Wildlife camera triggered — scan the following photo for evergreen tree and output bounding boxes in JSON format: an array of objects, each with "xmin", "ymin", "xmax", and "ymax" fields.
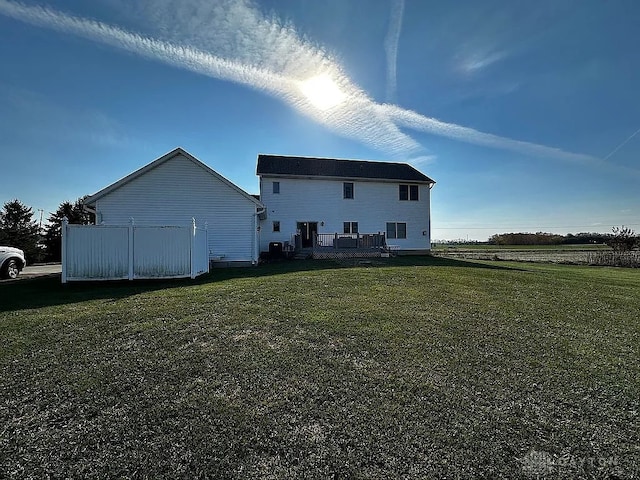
[
  {"xmin": 0, "ymin": 199, "xmax": 41, "ymax": 262},
  {"xmin": 43, "ymin": 198, "xmax": 94, "ymax": 261}
]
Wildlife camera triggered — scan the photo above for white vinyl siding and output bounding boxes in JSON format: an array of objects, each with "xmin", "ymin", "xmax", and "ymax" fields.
[
  {"xmin": 259, "ymin": 176, "xmax": 431, "ymax": 251},
  {"xmin": 94, "ymin": 154, "xmax": 259, "ymax": 263}
]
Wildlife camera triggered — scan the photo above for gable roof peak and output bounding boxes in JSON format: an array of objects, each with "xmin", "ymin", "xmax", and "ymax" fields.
[{"xmin": 85, "ymin": 147, "xmax": 263, "ymax": 207}]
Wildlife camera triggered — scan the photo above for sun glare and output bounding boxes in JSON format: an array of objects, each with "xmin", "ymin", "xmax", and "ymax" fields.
[{"xmin": 300, "ymin": 74, "xmax": 346, "ymax": 111}]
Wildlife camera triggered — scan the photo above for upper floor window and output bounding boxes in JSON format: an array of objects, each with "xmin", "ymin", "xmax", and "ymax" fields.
[
  {"xmin": 386, "ymin": 222, "xmax": 407, "ymax": 239},
  {"xmin": 343, "ymin": 182, "xmax": 354, "ymax": 199},
  {"xmin": 343, "ymin": 221, "xmax": 358, "ymax": 234},
  {"xmin": 273, "ymin": 221, "xmax": 280, "ymax": 232},
  {"xmin": 273, "ymin": 181, "xmax": 280, "ymax": 194},
  {"xmin": 399, "ymin": 184, "xmax": 419, "ymax": 201}
]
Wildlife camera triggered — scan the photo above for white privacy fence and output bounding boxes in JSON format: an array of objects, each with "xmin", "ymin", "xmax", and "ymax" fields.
[{"xmin": 61, "ymin": 217, "xmax": 209, "ymax": 283}]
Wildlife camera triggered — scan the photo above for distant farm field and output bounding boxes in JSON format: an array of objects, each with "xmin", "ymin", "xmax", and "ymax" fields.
[
  {"xmin": 433, "ymin": 243, "xmax": 611, "ymax": 251},
  {"xmin": 432, "ymin": 244, "xmax": 630, "ymax": 265},
  {"xmin": 1, "ymin": 257, "xmax": 639, "ymax": 478}
]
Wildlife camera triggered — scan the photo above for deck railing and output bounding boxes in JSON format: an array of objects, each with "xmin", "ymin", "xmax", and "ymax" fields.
[{"xmin": 314, "ymin": 232, "xmax": 386, "ymax": 249}]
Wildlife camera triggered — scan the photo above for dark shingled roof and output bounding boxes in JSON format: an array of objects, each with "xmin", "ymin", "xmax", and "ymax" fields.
[{"xmin": 256, "ymin": 155, "xmax": 435, "ymax": 183}]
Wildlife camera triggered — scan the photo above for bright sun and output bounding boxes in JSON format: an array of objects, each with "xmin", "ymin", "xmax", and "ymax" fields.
[{"xmin": 300, "ymin": 74, "xmax": 346, "ymax": 111}]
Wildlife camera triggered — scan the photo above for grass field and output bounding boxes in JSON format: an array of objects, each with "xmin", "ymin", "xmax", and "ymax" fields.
[
  {"xmin": 1, "ymin": 257, "xmax": 639, "ymax": 478},
  {"xmin": 432, "ymin": 243, "xmax": 611, "ymax": 251},
  {"xmin": 432, "ymin": 244, "xmax": 628, "ymax": 267}
]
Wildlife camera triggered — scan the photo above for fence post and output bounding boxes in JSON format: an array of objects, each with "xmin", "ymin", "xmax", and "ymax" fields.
[
  {"xmin": 334, "ymin": 232, "xmax": 338, "ymax": 250},
  {"xmin": 61, "ymin": 216, "xmax": 68, "ymax": 283},
  {"xmin": 128, "ymin": 217, "xmax": 134, "ymax": 280}
]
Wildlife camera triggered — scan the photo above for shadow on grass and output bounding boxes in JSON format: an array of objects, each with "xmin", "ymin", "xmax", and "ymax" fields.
[{"xmin": 0, "ymin": 256, "xmax": 519, "ymax": 312}]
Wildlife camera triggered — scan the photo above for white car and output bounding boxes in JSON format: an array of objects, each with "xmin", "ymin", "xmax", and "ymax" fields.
[{"xmin": 0, "ymin": 246, "xmax": 26, "ymax": 279}]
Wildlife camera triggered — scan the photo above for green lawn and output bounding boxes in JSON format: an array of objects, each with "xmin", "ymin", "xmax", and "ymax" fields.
[{"xmin": 1, "ymin": 257, "xmax": 638, "ymax": 478}]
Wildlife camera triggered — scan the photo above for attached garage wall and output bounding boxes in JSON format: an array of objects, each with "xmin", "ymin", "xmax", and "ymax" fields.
[{"xmin": 95, "ymin": 154, "xmax": 258, "ymax": 263}]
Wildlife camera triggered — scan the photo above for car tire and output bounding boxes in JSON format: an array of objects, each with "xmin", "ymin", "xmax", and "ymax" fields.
[{"xmin": 2, "ymin": 259, "xmax": 20, "ymax": 279}]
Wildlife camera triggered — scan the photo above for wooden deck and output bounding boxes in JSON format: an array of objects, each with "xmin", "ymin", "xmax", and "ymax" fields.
[{"xmin": 284, "ymin": 232, "xmax": 389, "ymax": 260}]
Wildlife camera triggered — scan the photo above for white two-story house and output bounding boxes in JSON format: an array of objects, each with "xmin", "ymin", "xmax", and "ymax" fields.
[{"xmin": 256, "ymin": 154, "xmax": 436, "ymax": 254}]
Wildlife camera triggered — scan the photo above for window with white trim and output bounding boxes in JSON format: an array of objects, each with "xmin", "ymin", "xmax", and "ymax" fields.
[
  {"xmin": 399, "ymin": 184, "xmax": 419, "ymax": 201},
  {"xmin": 386, "ymin": 222, "xmax": 407, "ymax": 239},
  {"xmin": 343, "ymin": 182, "xmax": 354, "ymax": 199},
  {"xmin": 343, "ymin": 222, "xmax": 358, "ymax": 234}
]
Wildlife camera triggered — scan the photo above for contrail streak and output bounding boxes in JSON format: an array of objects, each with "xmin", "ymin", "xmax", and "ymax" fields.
[
  {"xmin": 0, "ymin": 0, "xmax": 295, "ymax": 96},
  {"xmin": 384, "ymin": 0, "xmax": 404, "ymax": 103},
  {"xmin": 381, "ymin": 104, "xmax": 604, "ymax": 165},
  {"xmin": 0, "ymin": 0, "xmax": 607, "ymax": 168},
  {"xmin": 603, "ymin": 126, "xmax": 640, "ymax": 161},
  {"xmin": 0, "ymin": 0, "xmax": 422, "ymax": 157}
]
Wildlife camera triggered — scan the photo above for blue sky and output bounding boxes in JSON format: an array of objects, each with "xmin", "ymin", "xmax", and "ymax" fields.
[{"xmin": 1, "ymin": 0, "xmax": 638, "ymax": 240}]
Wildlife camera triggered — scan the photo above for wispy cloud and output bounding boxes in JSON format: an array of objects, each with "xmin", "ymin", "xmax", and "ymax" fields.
[
  {"xmin": 0, "ymin": 0, "xmax": 607, "ymax": 168},
  {"xmin": 407, "ymin": 155, "xmax": 437, "ymax": 168},
  {"xmin": 384, "ymin": 0, "xmax": 404, "ymax": 103},
  {"xmin": 458, "ymin": 48, "xmax": 509, "ymax": 74}
]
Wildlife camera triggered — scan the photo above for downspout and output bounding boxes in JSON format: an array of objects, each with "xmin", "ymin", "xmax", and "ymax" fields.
[
  {"xmin": 428, "ymin": 181, "xmax": 435, "ymax": 250},
  {"xmin": 254, "ymin": 207, "xmax": 266, "ymax": 265}
]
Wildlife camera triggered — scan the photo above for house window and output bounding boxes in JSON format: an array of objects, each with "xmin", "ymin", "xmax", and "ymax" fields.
[
  {"xmin": 386, "ymin": 222, "xmax": 407, "ymax": 239},
  {"xmin": 397, "ymin": 222, "xmax": 407, "ymax": 238},
  {"xmin": 399, "ymin": 184, "xmax": 419, "ymax": 201},
  {"xmin": 273, "ymin": 221, "xmax": 280, "ymax": 232},
  {"xmin": 343, "ymin": 182, "xmax": 354, "ymax": 199},
  {"xmin": 399, "ymin": 184, "xmax": 408, "ymax": 201},
  {"xmin": 343, "ymin": 222, "xmax": 358, "ymax": 234},
  {"xmin": 273, "ymin": 181, "xmax": 280, "ymax": 194}
]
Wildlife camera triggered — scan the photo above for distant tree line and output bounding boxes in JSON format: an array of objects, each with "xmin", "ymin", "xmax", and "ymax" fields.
[
  {"xmin": 0, "ymin": 198, "xmax": 94, "ymax": 263},
  {"xmin": 488, "ymin": 228, "xmax": 639, "ymax": 251},
  {"xmin": 488, "ymin": 232, "xmax": 565, "ymax": 245}
]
